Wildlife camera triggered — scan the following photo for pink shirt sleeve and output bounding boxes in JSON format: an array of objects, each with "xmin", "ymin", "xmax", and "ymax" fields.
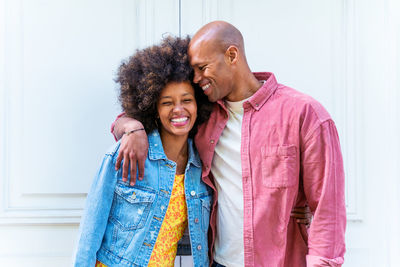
[
  {"xmin": 301, "ymin": 120, "xmax": 346, "ymax": 266},
  {"xmin": 306, "ymin": 255, "xmax": 344, "ymax": 267},
  {"xmin": 110, "ymin": 112, "xmax": 126, "ymax": 141}
]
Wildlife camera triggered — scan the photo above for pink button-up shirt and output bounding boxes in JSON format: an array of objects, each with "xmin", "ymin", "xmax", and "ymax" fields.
[{"xmin": 195, "ymin": 72, "xmax": 346, "ymax": 267}]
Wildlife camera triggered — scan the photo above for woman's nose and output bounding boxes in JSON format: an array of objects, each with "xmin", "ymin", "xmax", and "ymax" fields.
[{"xmin": 172, "ymin": 104, "xmax": 183, "ymax": 112}]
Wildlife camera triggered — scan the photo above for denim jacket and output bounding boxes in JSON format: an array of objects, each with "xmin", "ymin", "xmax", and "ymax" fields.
[{"xmin": 74, "ymin": 130, "xmax": 212, "ymax": 267}]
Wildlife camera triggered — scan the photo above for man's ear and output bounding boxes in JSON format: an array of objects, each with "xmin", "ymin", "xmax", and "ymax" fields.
[{"xmin": 224, "ymin": 46, "xmax": 239, "ymax": 65}]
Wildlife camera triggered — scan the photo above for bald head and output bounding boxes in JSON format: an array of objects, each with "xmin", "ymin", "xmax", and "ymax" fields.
[
  {"xmin": 188, "ymin": 21, "xmax": 258, "ymax": 102},
  {"xmin": 190, "ymin": 21, "xmax": 245, "ymax": 55}
]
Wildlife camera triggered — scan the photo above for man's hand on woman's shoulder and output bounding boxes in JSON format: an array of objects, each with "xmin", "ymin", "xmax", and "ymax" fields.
[{"xmin": 112, "ymin": 115, "xmax": 149, "ymax": 186}]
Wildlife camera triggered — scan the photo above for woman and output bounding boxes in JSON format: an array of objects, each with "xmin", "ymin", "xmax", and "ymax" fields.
[{"xmin": 74, "ymin": 36, "xmax": 213, "ymax": 267}]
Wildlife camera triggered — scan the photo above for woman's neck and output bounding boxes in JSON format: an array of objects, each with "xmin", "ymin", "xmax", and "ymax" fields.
[{"xmin": 160, "ymin": 130, "xmax": 189, "ymax": 175}]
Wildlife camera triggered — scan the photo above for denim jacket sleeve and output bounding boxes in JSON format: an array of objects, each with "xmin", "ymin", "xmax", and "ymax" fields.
[{"xmin": 73, "ymin": 152, "xmax": 118, "ymax": 267}]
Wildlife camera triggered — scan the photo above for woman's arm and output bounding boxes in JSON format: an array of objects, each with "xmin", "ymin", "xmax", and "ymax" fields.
[{"xmin": 73, "ymin": 152, "xmax": 118, "ymax": 267}]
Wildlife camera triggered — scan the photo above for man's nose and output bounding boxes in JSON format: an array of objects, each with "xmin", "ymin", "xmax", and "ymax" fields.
[{"xmin": 193, "ymin": 69, "xmax": 201, "ymax": 84}]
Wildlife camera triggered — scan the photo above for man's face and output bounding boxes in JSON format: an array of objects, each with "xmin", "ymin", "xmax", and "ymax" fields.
[{"xmin": 188, "ymin": 40, "xmax": 234, "ymax": 102}]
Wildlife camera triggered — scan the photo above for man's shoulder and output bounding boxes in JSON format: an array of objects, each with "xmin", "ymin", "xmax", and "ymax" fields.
[{"xmin": 275, "ymin": 85, "xmax": 332, "ymax": 123}]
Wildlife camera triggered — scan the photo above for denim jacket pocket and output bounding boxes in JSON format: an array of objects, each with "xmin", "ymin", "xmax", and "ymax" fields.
[
  {"xmin": 200, "ymin": 195, "xmax": 212, "ymax": 233},
  {"xmin": 261, "ymin": 145, "xmax": 297, "ymax": 188},
  {"xmin": 110, "ymin": 183, "xmax": 156, "ymax": 231}
]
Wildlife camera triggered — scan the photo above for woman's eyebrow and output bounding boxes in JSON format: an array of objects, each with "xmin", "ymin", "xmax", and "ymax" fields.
[{"xmin": 160, "ymin": 93, "xmax": 193, "ymax": 99}]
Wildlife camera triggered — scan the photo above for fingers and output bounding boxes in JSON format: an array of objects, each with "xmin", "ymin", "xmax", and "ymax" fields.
[
  {"xmin": 291, "ymin": 206, "xmax": 312, "ymax": 226},
  {"xmin": 115, "ymin": 152, "xmax": 123, "ymax": 172},
  {"xmin": 122, "ymin": 152, "xmax": 130, "ymax": 183},
  {"xmin": 137, "ymin": 157, "xmax": 146, "ymax": 181},
  {"xmin": 115, "ymin": 129, "xmax": 148, "ymax": 186},
  {"xmin": 119, "ymin": 152, "xmax": 138, "ymax": 186},
  {"xmin": 296, "ymin": 218, "xmax": 310, "ymax": 224},
  {"xmin": 129, "ymin": 152, "xmax": 137, "ymax": 186},
  {"xmin": 290, "ymin": 206, "xmax": 312, "ymax": 219},
  {"xmin": 291, "ymin": 206, "xmax": 311, "ymax": 214},
  {"xmin": 129, "ymin": 164, "xmax": 137, "ymax": 186},
  {"xmin": 291, "ymin": 211, "xmax": 312, "ymax": 219},
  {"xmin": 296, "ymin": 218, "xmax": 311, "ymax": 228}
]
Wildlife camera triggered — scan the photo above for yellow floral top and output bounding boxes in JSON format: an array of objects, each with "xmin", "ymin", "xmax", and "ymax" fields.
[{"xmin": 95, "ymin": 174, "xmax": 187, "ymax": 267}]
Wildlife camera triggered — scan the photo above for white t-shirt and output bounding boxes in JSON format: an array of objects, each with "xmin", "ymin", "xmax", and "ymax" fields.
[{"xmin": 212, "ymin": 99, "xmax": 246, "ymax": 267}]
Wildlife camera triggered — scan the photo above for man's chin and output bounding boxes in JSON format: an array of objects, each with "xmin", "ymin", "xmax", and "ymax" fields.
[{"xmin": 206, "ymin": 95, "xmax": 218, "ymax": 102}]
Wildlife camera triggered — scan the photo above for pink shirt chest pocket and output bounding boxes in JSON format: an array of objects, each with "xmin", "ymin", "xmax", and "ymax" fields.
[{"xmin": 261, "ymin": 144, "xmax": 298, "ymax": 188}]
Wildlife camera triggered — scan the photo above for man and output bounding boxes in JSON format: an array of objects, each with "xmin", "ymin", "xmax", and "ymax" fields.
[{"xmin": 112, "ymin": 21, "xmax": 346, "ymax": 266}]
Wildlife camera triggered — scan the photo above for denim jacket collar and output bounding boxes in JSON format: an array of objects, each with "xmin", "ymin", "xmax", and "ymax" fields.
[{"xmin": 148, "ymin": 130, "xmax": 201, "ymax": 168}]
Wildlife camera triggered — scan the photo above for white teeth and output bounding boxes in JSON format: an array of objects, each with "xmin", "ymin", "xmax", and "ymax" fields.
[
  {"xmin": 171, "ymin": 117, "xmax": 188, "ymax": 123},
  {"xmin": 202, "ymin": 84, "xmax": 210, "ymax": 91}
]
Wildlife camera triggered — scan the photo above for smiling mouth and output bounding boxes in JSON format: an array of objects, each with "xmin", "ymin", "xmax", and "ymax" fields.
[
  {"xmin": 171, "ymin": 117, "xmax": 188, "ymax": 123},
  {"xmin": 202, "ymin": 83, "xmax": 210, "ymax": 91}
]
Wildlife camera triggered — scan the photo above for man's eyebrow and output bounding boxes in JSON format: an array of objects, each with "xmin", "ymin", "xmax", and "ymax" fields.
[
  {"xmin": 159, "ymin": 96, "xmax": 172, "ymax": 99},
  {"xmin": 191, "ymin": 60, "xmax": 206, "ymax": 66}
]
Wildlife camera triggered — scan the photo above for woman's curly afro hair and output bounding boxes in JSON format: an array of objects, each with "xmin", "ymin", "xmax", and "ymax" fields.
[{"xmin": 116, "ymin": 36, "xmax": 213, "ymax": 137}]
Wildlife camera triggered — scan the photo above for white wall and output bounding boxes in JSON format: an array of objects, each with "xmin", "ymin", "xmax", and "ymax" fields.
[{"xmin": 0, "ymin": 0, "xmax": 399, "ymax": 266}]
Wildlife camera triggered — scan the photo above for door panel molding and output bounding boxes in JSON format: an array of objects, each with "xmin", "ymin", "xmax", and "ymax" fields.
[{"xmin": 0, "ymin": 0, "xmax": 179, "ymax": 225}]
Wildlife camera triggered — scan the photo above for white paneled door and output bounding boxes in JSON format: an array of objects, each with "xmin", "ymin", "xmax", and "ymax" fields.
[
  {"xmin": 1, "ymin": 0, "xmax": 399, "ymax": 266},
  {"xmin": 0, "ymin": 0, "xmax": 180, "ymax": 265}
]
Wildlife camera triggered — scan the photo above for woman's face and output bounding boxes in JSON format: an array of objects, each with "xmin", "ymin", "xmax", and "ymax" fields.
[{"xmin": 157, "ymin": 81, "xmax": 197, "ymax": 138}]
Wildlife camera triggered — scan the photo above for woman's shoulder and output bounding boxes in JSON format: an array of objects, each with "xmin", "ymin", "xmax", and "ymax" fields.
[{"xmin": 105, "ymin": 141, "xmax": 122, "ymax": 158}]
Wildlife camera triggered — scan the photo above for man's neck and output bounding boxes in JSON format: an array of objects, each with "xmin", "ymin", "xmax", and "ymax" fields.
[{"xmin": 226, "ymin": 72, "xmax": 262, "ymax": 102}]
